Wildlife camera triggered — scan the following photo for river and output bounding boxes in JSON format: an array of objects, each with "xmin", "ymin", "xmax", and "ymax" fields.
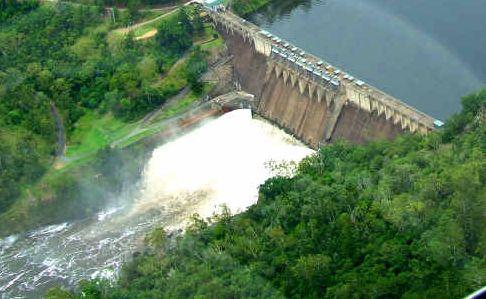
[
  {"xmin": 0, "ymin": 110, "xmax": 313, "ymax": 298},
  {"xmin": 249, "ymin": 0, "xmax": 486, "ymax": 119}
]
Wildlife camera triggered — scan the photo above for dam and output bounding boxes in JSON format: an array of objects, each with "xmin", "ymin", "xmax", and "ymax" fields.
[{"xmin": 202, "ymin": 5, "xmax": 444, "ymax": 148}]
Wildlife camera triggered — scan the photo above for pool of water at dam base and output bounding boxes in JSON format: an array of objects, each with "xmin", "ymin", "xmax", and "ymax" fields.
[
  {"xmin": 0, "ymin": 109, "xmax": 313, "ymax": 298},
  {"xmin": 249, "ymin": 0, "xmax": 486, "ymax": 120}
]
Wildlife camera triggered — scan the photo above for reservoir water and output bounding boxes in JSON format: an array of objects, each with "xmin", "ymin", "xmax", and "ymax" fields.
[
  {"xmin": 249, "ymin": 0, "xmax": 486, "ymax": 119},
  {"xmin": 0, "ymin": 110, "xmax": 313, "ymax": 298}
]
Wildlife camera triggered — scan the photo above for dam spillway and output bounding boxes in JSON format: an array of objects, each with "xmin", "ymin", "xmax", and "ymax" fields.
[
  {"xmin": 0, "ymin": 110, "xmax": 313, "ymax": 298},
  {"xmin": 204, "ymin": 7, "xmax": 444, "ymax": 148}
]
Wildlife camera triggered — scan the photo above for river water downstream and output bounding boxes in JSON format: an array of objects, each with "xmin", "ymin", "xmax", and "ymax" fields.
[
  {"xmin": 250, "ymin": 0, "xmax": 486, "ymax": 119},
  {"xmin": 0, "ymin": 110, "xmax": 313, "ymax": 298}
]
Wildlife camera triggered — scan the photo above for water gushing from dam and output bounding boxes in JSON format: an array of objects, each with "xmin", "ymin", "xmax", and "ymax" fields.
[{"xmin": 0, "ymin": 109, "xmax": 313, "ymax": 298}]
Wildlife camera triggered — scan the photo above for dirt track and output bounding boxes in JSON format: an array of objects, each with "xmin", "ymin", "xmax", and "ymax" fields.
[{"xmin": 115, "ymin": 8, "xmax": 178, "ymax": 35}]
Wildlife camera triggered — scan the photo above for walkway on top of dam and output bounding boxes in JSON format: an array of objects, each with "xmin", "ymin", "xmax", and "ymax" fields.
[{"xmin": 202, "ymin": 5, "xmax": 444, "ymax": 132}]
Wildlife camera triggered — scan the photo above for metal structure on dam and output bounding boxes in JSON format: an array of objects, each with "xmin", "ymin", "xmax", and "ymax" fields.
[{"xmin": 201, "ymin": 4, "xmax": 444, "ymax": 148}]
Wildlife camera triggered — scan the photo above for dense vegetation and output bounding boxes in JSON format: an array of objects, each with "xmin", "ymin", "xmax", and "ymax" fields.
[
  {"xmin": 0, "ymin": 2, "xmax": 102, "ymax": 214},
  {"xmin": 64, "ymin": 0, "xmax": 185, "ymax": 25},
  {"xmin": 0, "ymin": 0, "xmax": 38, "ymax": 22},
  {"xmin": 0, "ymin": 1, "xmax": 211, "ymax": 235},
  {"xmin": 62, "ymin": 90, "xmax": 486, "ymax": 298}
]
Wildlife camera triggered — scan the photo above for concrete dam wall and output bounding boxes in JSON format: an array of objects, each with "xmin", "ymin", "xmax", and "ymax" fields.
[{"xmin": 208, "ymin": 9, "xmax": 439, "ymax": 148}]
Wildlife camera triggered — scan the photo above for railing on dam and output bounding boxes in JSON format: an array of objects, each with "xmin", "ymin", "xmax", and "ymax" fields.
[{"xmin": 202, "ymin": 4, "xmax": 443, "ymax": 134}]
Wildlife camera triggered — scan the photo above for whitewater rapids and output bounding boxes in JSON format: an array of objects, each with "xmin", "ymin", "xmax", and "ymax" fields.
[{"xmin": 0, "ymin": 109, "xmax": 313, "ymax": 298}]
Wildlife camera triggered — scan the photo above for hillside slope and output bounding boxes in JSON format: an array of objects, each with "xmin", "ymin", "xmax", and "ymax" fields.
[{"xmin": 0, "ymin": 1, "xmax": 220, "ymax": 236}]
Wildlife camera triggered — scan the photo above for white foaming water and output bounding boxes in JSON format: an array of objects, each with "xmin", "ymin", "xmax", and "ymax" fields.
[
  {"xmin": 0, "ymin": 109, "xmax": 313, "ymax": 298},
  {"xmin": 135, "ymin": 109, "xmax": 313, "ymax": 219}
]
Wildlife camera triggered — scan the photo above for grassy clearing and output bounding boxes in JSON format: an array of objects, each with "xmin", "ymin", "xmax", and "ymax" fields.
[
  {"xmin": 193, "ymin": 25, "xmax": 214, "ymax": 43},
  {"xmin": 115, "ymin": 84, "xmax": 212, "ymax": 148},
  {"xmin": 132, "ymin": 8, "xmax": 179, "ymax": 37},
  {"xmin": 197, "ymin": 25, "xmax": 224, "ymax": 50},
  {"xmin": 138, "ymin": 9, "xmax": 166, "ymax": 21},
  {"xmin": 156, "ymin": 91, "xmax": 200, "ymax": 120},
  {"xmin": 108, "ymin": 7, "xmax": 179, "ymax": 43},
  {"xmin": 66, "ymin": 112, "xmax": 137, "ymax": 158},
  {"xmin": 156, "ymin": 84, "xmax": 212, "ymax": 122},
  {"xmin": 133, "ymin": 23, "xmax": 157, "ymax": 38},
  {"xmin": 154, "ymin": 57, "xmax": 189, "ymax": 88},
  {"xmin": 200, "ymin": 36, "xmax": 224, "ymax": 50}
]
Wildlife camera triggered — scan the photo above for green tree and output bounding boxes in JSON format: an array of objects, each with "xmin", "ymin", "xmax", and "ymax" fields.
[
  {"xmin": 126, "ymin": 0, "xmax": 141, "ymax": 22},
  {"xmin": 185, "ymin": 47, "xmax": 207, "ymax": 93},
  {"xmin": 156, "ymin": 13, "xmax": 193, "ymax": 56}
]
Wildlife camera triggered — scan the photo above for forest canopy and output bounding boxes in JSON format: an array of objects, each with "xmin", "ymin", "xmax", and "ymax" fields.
[{"xmin": 0, "ymin": 0, "xmax": 38, "ymax": 22}]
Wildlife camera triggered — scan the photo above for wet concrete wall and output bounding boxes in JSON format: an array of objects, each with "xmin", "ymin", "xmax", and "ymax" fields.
[
  {"xmin": 219, "ymin": 28, "xmax": 404, "ymax": 148},
  {"xmin": 221, "ymin": 28, "xmax": 267, "ymax": 97},
  {"xmin": 330, "ymin": 104, "xmax": 403, "ymax": 144}
]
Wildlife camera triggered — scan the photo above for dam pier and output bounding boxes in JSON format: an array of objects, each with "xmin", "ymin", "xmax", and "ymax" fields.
[{"xmin": 200, "ymin": 3, "xmax": 444, "ymax": 148}]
